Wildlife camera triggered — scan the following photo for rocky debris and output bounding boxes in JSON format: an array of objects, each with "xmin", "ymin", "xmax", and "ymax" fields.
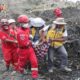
[{"xmin": 0, "ymin": 5, "xmax": 80, "ymax": 80}]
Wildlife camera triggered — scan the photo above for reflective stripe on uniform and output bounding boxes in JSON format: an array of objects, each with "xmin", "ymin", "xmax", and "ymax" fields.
[{"xmin": 31, "ymin": 68, "xmax": 38, "ymax": 71}]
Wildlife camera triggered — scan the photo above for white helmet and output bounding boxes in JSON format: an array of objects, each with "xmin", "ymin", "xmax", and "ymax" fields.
[
  {"xmin": 30, "ymin": 17, "xmax": 45, "ymax": 27},
  {"xmin": 1, "ymin": 19, "xmax": 8, "ymax": 23},
  {"xmin": 8, "ymin": 19, "xmax": 16, "ymax": 24},
  {"xmin": 29, "ymin": 17, "xmax": 35, "ymax": 27}
]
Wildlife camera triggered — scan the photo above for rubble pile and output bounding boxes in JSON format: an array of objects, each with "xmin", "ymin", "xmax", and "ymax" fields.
[{"xmin": 0, "ymin": 7, "xmax": 80, "ymax": 80}]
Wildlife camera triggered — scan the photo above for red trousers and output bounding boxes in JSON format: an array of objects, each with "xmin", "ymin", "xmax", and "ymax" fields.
[
  {"xmin": 2, "ymin": 47, "xmax": 18, "ymax": 68},
  {"xmin": 16, "ymin": 47, "xmax": 38, "ymax": 78}
]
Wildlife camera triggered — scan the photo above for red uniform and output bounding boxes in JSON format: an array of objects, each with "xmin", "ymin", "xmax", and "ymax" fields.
[
  {"xmin": 16, "ymin": 27, "xmax": 38, "ymax": 78},
  {"xmin": 0, "ymin": 27, "xmax": 18, "ymax": 69},
  {"xmin": 9, "ymin": 27, "xmax": 18, "ymax": 68}
]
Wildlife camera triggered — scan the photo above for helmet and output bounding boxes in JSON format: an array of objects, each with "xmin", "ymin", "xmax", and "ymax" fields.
[
  {"xmin": 53, "ymin": 18, "xmax": 66, "ymax": 25},
  {"xmin": 1, "ymin": 19, "xmax": 8, "ymax": 26},
  {"xmin": 30, "ymin": 17, "xmax": 45, "ymax": 27},
  {"xmin": 17, "ymin": 15, "xmax": 29, "ymax": 23},
  {"xmin": 8, "ymin": 19, "xmax": 16, "ymax": 24},
  {"xmin": 1, "ymin": 19, "xmax": 8, "ymax": 23},
  {"xmin": 53, "ymin": 8, "xmax": 62, "ymax": 17}
]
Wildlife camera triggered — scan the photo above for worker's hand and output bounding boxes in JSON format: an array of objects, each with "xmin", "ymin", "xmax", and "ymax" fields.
[
  {"xmin": 26, "ymin": 41, "xmax": 32, "ymax": 47},
  {"xmin": 2, "ymin": 36, "xmax": 7, "ymax": 41},
  {"xmin": 32, "ymin": 41, "xmax": 39, "ymax": 47},
  {"xmin": 13, "ymin": 40, "xmax": 18, "ymax": 43}
]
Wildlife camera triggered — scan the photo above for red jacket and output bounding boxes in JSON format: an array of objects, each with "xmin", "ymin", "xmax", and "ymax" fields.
[
  {"xmin": 17, "ymin": 27, "xmax": 30, "ymax": 47},
  {"xmin": 0, "ymin": 28, "xmax": 17, "ymax": 49}
]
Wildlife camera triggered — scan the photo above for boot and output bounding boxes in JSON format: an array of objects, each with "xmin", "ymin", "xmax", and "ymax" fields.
[
  {"xmin": 2, "ymin": 66, "xmax": 10, "ymax": 78},
  {"xmin": 61, "ymin": 66, "xmax": 72, "ymax": 72},
  {"xmin": 6, "ymin": 66, "xmax": 9, "ymax": 71},
  {"xmin": 2, "ymin": 66, "xmax": 9, "ymax": 73},
  {"xmin": 11, "ymin": 71, "xmax": 17, "ymax": 75},
  {"xmin": 23, "ymin": 69, "xmax": 28, "ymax": 75},
  {"xmin": 48, "ymin": 67, "xmax": 53, "ymax": 73}
]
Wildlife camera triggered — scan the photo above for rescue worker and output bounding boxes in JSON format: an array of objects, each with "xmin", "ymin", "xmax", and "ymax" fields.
[
  {"xmin": 15, "ymin": 15, "xmax": 38, "ymax": 80},
  {"xmin": 30, "ymin": 17, "xmax": 46, "ymax": 44},
  {"xmin": 47, "ymin": 18, "xmax": 72, "ymax": 72},
  {"xmin": 30, "ymin": 17, "xmax": 49, "ymax": 78},
  {"xmin": 8, "ymin": 19, "xmax": 18, "ymax": 69},
  {"xmin": 30, "ymin": 17, "xmax": 47, "ymax": 62},
  {"xmin": 8, "ymin": 19, "xmax": 16, "ymax": 30},
  {"xmin": 53, "ymin": 7, "xmax": 62, "ymax": 18},
  {"xmin": 30, "ymin": 17, "xmax": 51, "ymax": 61},
  {"xmin": 8, "ymin": 19, "xmax": 18, "ymax": 40},
  {"xmin": 0, "ymin": 19, "xmax": 17, "ymax": 72}
]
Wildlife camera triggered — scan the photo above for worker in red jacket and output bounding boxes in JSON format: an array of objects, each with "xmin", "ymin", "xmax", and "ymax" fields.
[
  {"xmin": 15, "ymin": 15, "xmax": 38, "ymax": 80},
  {"xmin": 0, "ymin": 19, "xmax": 17, "ymax": 72},
  {"xmin": 8, "ymin": 19, "xmax": 18, "ymax": 69},
  {"xmin": 54, "ymin": 7, "xmax": 62, "ymax": 18}
]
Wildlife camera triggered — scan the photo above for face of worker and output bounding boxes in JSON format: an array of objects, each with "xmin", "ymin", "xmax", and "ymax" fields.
[
  {"xmin": 1, "ymin": 22, "xmax": 9, "ymax": 30},
  {"xmin": 9, "ymin": 23, "xmax": 16, "ymax": 28},
  {"xmin": 55, "ymin": 24, "xmax": 64, "ymax": 32},
  {"xmin": 3, "ymin": 25, "xmax": 9, "ymax": 30},
  {"xmin": 20, "ymin": 23, "xmax": 29, "ymax": 28},
  {"xmin": 36, "ymin": 25, "xmax": 44, "ymax": 31}
]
